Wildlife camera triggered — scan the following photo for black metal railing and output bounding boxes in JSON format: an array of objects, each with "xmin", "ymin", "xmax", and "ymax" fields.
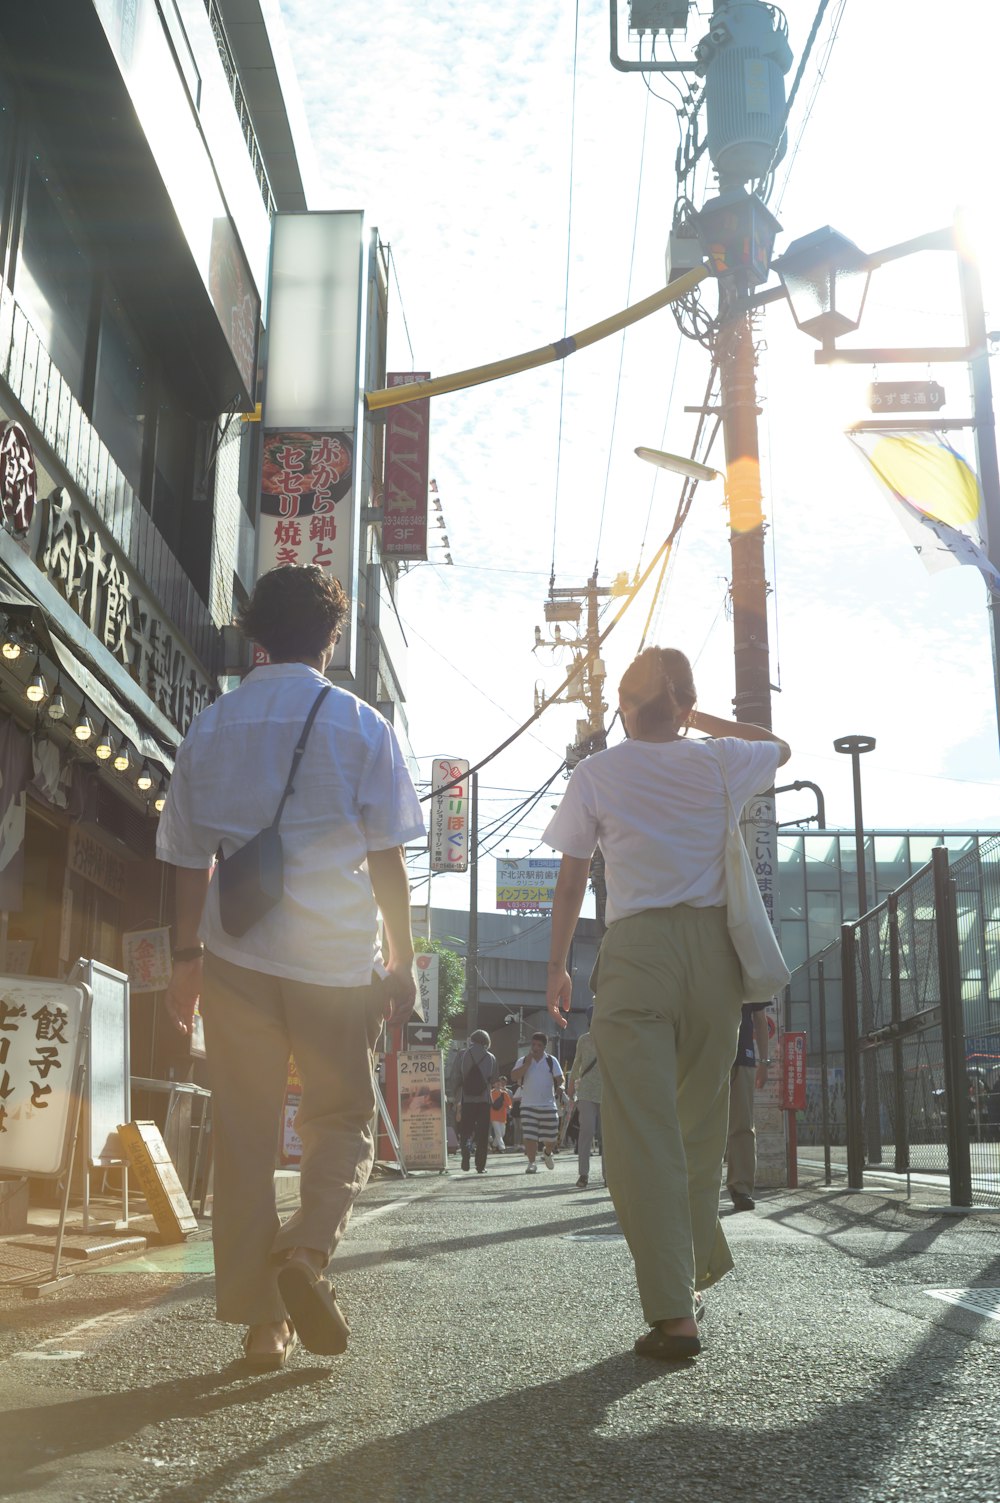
[{"xmin": 202, "ymin": 0, "xmax": 276, "ymax": 217}]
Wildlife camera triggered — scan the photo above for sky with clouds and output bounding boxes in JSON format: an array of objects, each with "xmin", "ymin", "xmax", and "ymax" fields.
[{"xmin": 276, "ymin": 0, "xmax": 1000, "ymax": 904}]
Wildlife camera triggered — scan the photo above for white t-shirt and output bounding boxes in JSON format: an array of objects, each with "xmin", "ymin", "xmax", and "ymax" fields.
[
  {"xmin": 543, "ymin": 736, "xmax": 781, "ymax": 926},
  {"xmin": 157, "ymin": 663, "xmax": 425, "ymax": 986},
  {"xmin": 515, "ymin": 1052, "xmax": 565, "ymax": 1109}
]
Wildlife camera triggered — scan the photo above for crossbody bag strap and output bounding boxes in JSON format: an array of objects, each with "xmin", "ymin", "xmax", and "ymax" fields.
[
  {"xmin": 270, "ymin": 684, "xmax": 333, "ymax": 829},
  {"xmin": 714, "ymin": 742, "xmax": 739, "ymax": 835}
]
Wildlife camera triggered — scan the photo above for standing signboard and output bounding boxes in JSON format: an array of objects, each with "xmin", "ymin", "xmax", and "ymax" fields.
[
  {"xmin": 397, "ymin": 1049, "xmax": 447, "ymax": 1170},
  {"xmin": 780, "ymin": 1031, "xmax": 808, "ymax": 1111},
  {"xmin": 429, "ymin": 758, "xmax": 469, "ymax": 873},
  {"xmin": 0, "ymin": 976, "xmax": 91, "ymax": 1177}
]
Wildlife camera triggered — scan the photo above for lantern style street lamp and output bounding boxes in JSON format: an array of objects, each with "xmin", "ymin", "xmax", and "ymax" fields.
[{"xmin": 772, "ymin": 226, "xmax": 872, "ymax": 344}]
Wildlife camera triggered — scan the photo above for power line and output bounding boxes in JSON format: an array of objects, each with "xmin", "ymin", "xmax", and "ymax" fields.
[{"xmin": 386, "ymin": 244, "xmax": 415, "ymax": 367}]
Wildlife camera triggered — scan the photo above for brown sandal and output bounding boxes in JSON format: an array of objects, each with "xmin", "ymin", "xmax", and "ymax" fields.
[{"xmin": 634, "ymin": 1326, "xmax": 701, "ymax": 1361}]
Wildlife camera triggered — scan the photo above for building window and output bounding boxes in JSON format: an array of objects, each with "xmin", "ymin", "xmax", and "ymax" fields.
[
  {"xmin": 17, "ymin": 161, "xmax": 94, "ymax": 402},
  {"xmin": 151, "ymin": 393, "xmax": 195, "ymax": 551},
  {"xmin": 93, "ymin": 292, "xmax": 147, "ymax": 493}
]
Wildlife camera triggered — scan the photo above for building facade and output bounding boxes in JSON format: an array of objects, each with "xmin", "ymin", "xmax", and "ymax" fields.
[{"xmin": 0, "ymin": 0, "xmax": 413, "ymax": 1084}]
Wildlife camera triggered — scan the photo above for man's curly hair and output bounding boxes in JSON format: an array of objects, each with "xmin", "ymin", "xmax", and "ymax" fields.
[{"xmin": 238, "ymin": 566, "xmax": 348, "ymax": 661}]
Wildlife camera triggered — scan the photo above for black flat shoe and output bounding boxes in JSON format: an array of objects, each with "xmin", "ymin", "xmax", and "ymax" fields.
[
  {"xmin": 242, "ymin": 1323, "xmax": 298, "ymax": 1371},
  {"xmin": 277, "ymin": 1263, "xmax": 350, "ymax": 1356},
  {"xmin": 634, "ymin": 1326, "xmax": 702, "ymax": 1361}
]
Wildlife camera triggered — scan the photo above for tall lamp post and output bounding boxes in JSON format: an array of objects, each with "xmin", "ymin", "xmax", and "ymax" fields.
[
  {"xmin": 833, "ymin": 732, "xmax": 881, "ymax": 1166},
  {"xmin": 772, "ymin": 221, "xmax": 1000, "ymax": 753}
]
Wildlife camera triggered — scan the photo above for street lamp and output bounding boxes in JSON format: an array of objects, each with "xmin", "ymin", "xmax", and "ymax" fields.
[
  {"xmin": 834, "ymin": 732, "xmax": 881, "ymax": 1169},
  {"xmin": 773, "ymin": 227, "xmax": 872, "ymax": 344}
]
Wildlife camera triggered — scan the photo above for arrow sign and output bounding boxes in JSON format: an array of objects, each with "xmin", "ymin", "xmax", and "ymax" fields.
[{"xmin": 407, "ymin": 1024, "xmax": 438, "ymax": 1050}]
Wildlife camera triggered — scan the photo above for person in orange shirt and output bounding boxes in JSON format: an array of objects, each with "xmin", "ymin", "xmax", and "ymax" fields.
[{"xmin": 490, "ymin": 1077, "xmax": 513, "ymax": 1152}]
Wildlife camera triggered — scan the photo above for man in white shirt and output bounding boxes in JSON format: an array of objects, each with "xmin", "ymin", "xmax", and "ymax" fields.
[
  {"xmin": 157, "ymin": 566, "xmax": 424, "ymax": 1369},
  {"xmin": 512, "ymin": 1031, "xmax": 565, "ymax": 1174}
]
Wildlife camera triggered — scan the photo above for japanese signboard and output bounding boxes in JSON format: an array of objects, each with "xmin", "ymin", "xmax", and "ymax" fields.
[
  {"xmin": 397, "ymin": 1049, "xmax": 447, "ymax": 1170},
  {"xmin": 0, "ymin": 976, "xmax": 90, "ymax": 1177},
  {"xmin": 38, "ymin": 487, "xmax": 214, "ymax": 737},
  {"xmin": 0, "ymin": 419, "xmax": 37, "ymax": 534},
  {"xmin": 780, "ymin": 1031, "xmax": 807, "ymax": 1111},
  {"xmin": 868, "ymin": 381, "xmax": 945, "ymax": 414},
  {"xmin": 118, "ymin": 1120, "xmax": 198, "ymax": 1241},
  {"xmin": 122, "ymin": 927, "xmax": 172, "ymax": 995},
  {"xmin": 413, "ymin": 952, "xmax": 439, "ymax": 1026},
  {"xmin": 429, "ymin": 758, "xmax": 469, "ymax": 873},
  {"xmin": 407, "ymin": 1023, "xmax": 438, "ymax": 1050},
  {"xmin": 496, "ymin": 858, "xmax": 562, "ymax": 912},
  {"xmin": 743, "ymin": 794, "xmax": 776, "ymax": 925},
  {"xmin": 382, "ymin": 373, "xmax": 430, "ymax": 559},
  {"xmin": 68, "ymin": 825, "xmax": 129, "ymax": 900},
  {"xmin": 254, "ymin": 431, "xmax": 355, "ymax": 668}
]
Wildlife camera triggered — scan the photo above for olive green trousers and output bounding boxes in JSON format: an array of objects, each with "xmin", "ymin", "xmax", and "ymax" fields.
[{"xmin": 591, "ymin": 904, "xmax": 744, "ymax": 1325}]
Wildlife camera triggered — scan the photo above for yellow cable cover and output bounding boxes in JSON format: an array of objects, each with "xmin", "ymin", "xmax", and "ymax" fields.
[{"xmin": 364, "ymin": 265, "xmax": 710, "ymax": 413}]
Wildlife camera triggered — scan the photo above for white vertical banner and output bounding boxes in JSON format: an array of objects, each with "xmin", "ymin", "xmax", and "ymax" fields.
[
  {"xmin": 413, "ymin": 952, "xmax": 440, "ymax": 1025},
  {"xmin": 429, "ymin": 758, "xmax": 469, "ymax": 874},
  {"xmin": 744, "ymin": 791, "xmax": 786, "ymax": 1187}
]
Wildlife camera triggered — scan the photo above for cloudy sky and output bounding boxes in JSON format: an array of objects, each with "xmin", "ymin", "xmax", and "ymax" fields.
[{"xmin": 277, "ymin": 0, "xmax": 1000, "ymax": 904}]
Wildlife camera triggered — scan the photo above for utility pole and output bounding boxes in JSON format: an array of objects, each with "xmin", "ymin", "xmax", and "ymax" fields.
[{"xmin": 535, "ymin": 571, "xmax": 614, "ymax": 928}]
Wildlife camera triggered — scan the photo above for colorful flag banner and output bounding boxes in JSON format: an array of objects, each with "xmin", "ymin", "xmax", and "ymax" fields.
[{"xmin": 848, "ymin": 429, "xmax": 1000, "ymax": 594}]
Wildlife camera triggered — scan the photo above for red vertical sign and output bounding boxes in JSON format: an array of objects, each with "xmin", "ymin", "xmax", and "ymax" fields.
[
  {"xmin": 780, "ymin": 1031, "xmax": 807, "ymax": 1111},
  {"xmin": 382, "ymin": 373, "xmax": 430, "ymax": 559}
]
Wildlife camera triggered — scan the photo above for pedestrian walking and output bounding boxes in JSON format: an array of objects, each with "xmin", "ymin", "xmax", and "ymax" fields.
[
  {"xmin": 512, "ymin": 1031, "xmax": 565, "ymax": 1173},
  {"xmin": 490, "ymin": 1078, "xmax": 513, "ymax": 1151},
  {"xmin": 457, "ymin": 1029, "xmax": 498, "ymax": 1172},
  {"xmin": 567, "ymin": 1018, "xmax": 602, "ymax": 1189},
  {"xmin": 157, "ymin": 565, "xmax": 424, "ymax": 1369},
  {"xmin": 726, "ymin": 1003, "xmax": 772, "ymax": 1211},
  {"xmin": 544, "ymin": 647, "xmax": 789, "ymax": 1360}
]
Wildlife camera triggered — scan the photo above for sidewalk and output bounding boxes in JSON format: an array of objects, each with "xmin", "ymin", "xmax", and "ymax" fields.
[{"xmin": 1, "ymin": 1153, "xmax": 999, "ymax": 1502}]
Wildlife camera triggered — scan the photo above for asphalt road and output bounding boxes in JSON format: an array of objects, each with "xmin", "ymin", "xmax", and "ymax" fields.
[{"xmin": 1, "ymin": 1156, "xmax": 999, "ymax": 1503}]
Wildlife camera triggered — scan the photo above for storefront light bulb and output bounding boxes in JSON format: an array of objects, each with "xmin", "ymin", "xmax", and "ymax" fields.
[
  {"xmin": 48, "ymin": 684, "xmax": 66, "ymax": 721},
  {"xmin": 74, "ymin": 710, "xmax": 94, "ymax": 742},
  {"xmin": 112, "ymin": 743, "xmax": 131, "ymax": 773},
  {"xmin": 95, "ymin": 721, "xmax": 114, "ymax": 760},
  {"xmin": 1, "ymin": 636, "xmax": 21, "ymax": 661},
  {"xmin": 136, "ymin": 759, "xmax": 154, "ymax": 792},
  {"xmin": 25, "ymin": 662, "xmax": 47, "ymax": 704},
  {"xmin": 154, "ymin": 777, "xmax": 168, "ymax": 813}
]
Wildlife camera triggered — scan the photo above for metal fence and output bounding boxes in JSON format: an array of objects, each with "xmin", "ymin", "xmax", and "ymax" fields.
[{"xmin": 792, "ymin": 837, "xmax": 1000, "ymax": 1207}]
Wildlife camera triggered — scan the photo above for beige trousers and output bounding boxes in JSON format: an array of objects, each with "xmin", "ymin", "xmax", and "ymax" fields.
[
  {"xmin": 591, "ymin": 905, "xmax": 744, "ymax": 1325},
  {"xmin": 201, "ymin": 952, "xmax": 385, "ymax": 1326},
  {"xmin": 726, "ymin": 1064, "xmax": 757, "ymax": 1198}
]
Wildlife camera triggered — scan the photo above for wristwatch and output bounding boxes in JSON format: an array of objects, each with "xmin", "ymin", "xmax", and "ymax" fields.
[{"xmin": 172, "ymin": 944, "xmax": 205, "ymax": 962}]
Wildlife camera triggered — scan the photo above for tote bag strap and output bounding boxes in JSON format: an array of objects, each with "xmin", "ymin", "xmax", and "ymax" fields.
[
  {"xmin": 270, "ymin": 683, "xmax": 333, "ymax": 829},
  {"xmin": 714, "ymin": 742, "xmax": 740, "ymax": 835}
]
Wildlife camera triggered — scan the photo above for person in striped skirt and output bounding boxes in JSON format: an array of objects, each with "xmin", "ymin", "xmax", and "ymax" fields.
[{"xmin": 512, "ymin": 1032, "xmax": 565, "ymax": 1174}]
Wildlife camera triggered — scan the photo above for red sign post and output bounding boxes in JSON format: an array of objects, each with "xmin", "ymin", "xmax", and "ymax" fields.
[{"xmin": 780, "ymin": 1031, "xmax": 807, "ymax": 1188}]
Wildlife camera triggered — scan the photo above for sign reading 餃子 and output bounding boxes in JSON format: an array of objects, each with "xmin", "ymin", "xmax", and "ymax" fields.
[
  {"xmin": 397, "ymin": 1049, "xmax": 447, "ymax": 1170},
  {"xmin": 0, "ymin": 419, "xmax": 37, "ymax": 535},
  {"xmin": 0, "ymin": 976, "xmax": 90, "ymax": 1177},
  {"xmin": 413, "ymin": 952, "xmax": 439, "ymax": 1025},
  {"xmin": 254, "ymin": 431, "xmax": 355, "ymax": 668},
  {"xmin": 496, "ymin": 858, "xmax": 562, "ymax": 913},
  {"xmin": 429, "ymin": 759, "xmax": 469, "ymax": 873},
  {"xmin": 382, "ymin": 374, "xmax": 430, "ymax": 559}
]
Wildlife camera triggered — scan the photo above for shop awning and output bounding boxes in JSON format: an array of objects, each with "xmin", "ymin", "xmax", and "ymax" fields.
[{"xmin": 47, "ymin": 634, "xmax": 174, "ymax": 773}]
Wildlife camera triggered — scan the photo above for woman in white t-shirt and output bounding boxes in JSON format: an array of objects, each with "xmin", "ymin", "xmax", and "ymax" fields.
[{"xmin": 543, "ymin": 647, "xmax": 789, "ymax": 1361}]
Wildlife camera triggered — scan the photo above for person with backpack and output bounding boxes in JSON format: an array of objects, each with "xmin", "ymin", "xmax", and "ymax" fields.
[
  {"xmin": 457, "ymin": 1029, "xmax": 498, "ymax": 1173},
  {"xmin": 512, "ymin": 1031, "xmax": 565, "ymax": 1174}
]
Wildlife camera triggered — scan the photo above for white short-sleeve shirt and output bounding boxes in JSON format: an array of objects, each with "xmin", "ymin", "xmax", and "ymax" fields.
[
  {"xmin": 515, "ymin": 1053, "xmax": 565, "ymax": 1109},
  {"xmin": 543, "ymin": 737, "xmax": 781, "ymax": 925},
  {"xmin": 156, "ymin": 663, "xmax": 425, "ymax": 985}
]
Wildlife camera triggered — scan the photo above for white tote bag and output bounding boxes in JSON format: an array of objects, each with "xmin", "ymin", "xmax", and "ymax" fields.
[{"xmin": 716, "ymin": 746, "xmax": 790, "ymax": 1004}]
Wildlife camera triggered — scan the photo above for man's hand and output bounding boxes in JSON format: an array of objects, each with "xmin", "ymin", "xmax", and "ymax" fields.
[
  {"xmin": 164, "ymin": 959, "xmax": 203, "ymax": 1038},
  {"xmin": 381, "ymin": 965, "xmax": 417, "ymax": 1029},
  {"xmin": 755, "ymin": 1060, "xmax": 770, "ymax": 1090},
  {"xmin": 545, "ymin": 968, "xmax": 572, "ymax": 1029}
]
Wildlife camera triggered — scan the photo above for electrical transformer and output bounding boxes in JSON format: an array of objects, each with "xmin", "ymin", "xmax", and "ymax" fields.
[{"xmin": 695, "ymin": 2, "xmax": 793, "ymax": 186}]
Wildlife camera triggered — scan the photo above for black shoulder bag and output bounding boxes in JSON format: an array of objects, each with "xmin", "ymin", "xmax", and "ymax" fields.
[{"xmin": 216, "ymin": 685, "xmax": 332, "ymax": 938}]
